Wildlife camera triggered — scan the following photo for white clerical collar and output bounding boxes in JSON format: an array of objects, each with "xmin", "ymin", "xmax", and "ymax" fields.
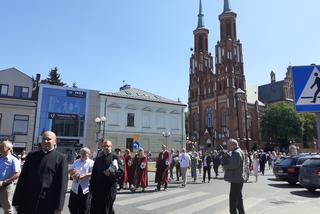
[{"xmin": 42, "ymin": 148, "xmax": 55, "ymax": 154}]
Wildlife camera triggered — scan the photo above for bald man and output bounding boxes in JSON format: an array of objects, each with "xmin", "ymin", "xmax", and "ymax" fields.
[{"xmin": 13, "ymin": 131, "xmax": 68, "ymax": 214}]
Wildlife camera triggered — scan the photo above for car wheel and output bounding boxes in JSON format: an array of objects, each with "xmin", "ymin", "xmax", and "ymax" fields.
[
  {"xmin": 288, "ymin": 181, "xmax": 297, "ymax": 185},
  {"xmin": 307, "ymin": 188, "xmax": 316, "ymax": 192}
]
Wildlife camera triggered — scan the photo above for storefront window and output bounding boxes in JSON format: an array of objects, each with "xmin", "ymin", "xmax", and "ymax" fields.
[{"xmin": 51, "ymin": 116, "xmax": 84, "ymax": 137}]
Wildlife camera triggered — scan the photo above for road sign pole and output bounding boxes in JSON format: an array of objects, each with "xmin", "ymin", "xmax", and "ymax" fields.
[{"xmin": 316, "ymin": 113, "xmax": 320, "ymax": 152}]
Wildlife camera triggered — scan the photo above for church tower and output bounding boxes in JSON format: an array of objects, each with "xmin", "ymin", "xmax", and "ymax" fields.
[
  {"xmin": 188, "ymin": 0, "xmax": 256, "ymax": 150},
  {"xmin": 214, "ymin": 0, "xmax": 247, "ymax": 143},
  {"xmin": 188, "ymin": 0, "xmax": 214, "ymax": 145}
]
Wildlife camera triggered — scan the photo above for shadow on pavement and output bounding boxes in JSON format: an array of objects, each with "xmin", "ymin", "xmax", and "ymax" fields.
[
  {"xmin": 268, "ymin": 178, "xmax": 282, "ymax": 182},
  {"xmin": 290, "ymin": 190, "xmax": 320, "ymax": 198},
  {"xmin": 268, "ymin": 183, "xmax": 302, "ymax": 189}
]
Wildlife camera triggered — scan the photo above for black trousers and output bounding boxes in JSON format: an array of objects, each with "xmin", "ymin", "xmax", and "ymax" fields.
[
  {"xmin": 90, "ymin": 186, "xmax": 117, "ymax": 214},
  {"xmin": 229, "ymin": 182, "xmax": 245, "ymax": 214},
  {"xmin": 213, "ymin": 165, "xmax": 219, "ymax": 176},
  {"xmin": 203, "ymin": 166, "xmax": 211, "ymax": 181},
  {"xmin": 176, "ymin": 164, "xmax": 181, "ymax": 180},
  {"xmin": 68, "ymin": 185, "xmax": 88, "ymax": 214}
]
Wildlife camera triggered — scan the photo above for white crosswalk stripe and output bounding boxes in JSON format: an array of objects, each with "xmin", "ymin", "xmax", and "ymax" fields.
[
  {"xmin": 115, "ymin": 189, "xmax": 188, "ymax": 206},
  {"xmin": 116, "ymin": 188, "xmax": 266, "ymax": 213},
  {"xmin": 215, "ymin": 197, "xmax": 265, "ymax": 214},
  {"xmin": 137, "ymin": 191, "xmax": 210, "ymax": 211},
  {"xmin": 166, "ymin": 194, "xmax": 228, "ymax": 214}
]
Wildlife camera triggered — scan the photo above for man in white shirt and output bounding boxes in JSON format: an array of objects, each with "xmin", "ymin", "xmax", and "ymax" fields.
[
  {"xmin": 0, "ymin": 140, "xmax": 21, "ymax": 214},
  {"xmin": 179, "ymin": 148, "xmax": 191, "ymax": 187},
  {"xmin": 68, "ymin": 147, "xmax": 94, "ymax": 214}
]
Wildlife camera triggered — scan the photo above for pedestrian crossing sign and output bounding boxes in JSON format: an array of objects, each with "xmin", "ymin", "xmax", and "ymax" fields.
[{"xmin": 292, "ymin": 65, "xmax": 320, "ymax": 112}]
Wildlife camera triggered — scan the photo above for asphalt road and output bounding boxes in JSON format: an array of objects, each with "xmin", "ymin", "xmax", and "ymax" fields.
[{"xmin": 2, "ymin": 168, "xmax": 320, "ymax": 214}]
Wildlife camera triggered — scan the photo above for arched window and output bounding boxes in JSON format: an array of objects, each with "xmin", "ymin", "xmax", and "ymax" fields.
[
  {"xmin": 206, "ymin": 108, "xmax": 213, "ymax": 128},
  {"xmin": 193, "ymin": 113, "xmax": 199, "ymax": 131},
  {"xmin": 221, "ymin": 109, "xmax": 227, "ymax": 127}
]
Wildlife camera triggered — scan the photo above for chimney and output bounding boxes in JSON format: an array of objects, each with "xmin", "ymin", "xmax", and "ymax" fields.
[{"xmin": 120, "ymin": 84, "xmax": 131, "ymax": 91}]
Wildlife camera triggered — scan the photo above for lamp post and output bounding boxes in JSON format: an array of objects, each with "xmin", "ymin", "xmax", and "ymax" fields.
[
  {"xmin": 95, "ymin": 116, "xmax": 106, "ymax": 142},
  {"xmin": 162, "ymin": 131, "xmax": 171, "ymax": 148},
  {"xmin": 235, "ymin": 88, "xmax": 249, "ymax": 151}
]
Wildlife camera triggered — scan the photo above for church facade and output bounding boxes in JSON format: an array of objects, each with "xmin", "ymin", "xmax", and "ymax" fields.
[{"xmin": 188, "ymin": 0, "xmax": 264, "ymax": 151}]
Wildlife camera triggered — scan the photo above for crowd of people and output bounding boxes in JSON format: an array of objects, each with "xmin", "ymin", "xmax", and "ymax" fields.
[{"xmin": 0, "ymin": 130, "xmax": 296, "ymax": 214}]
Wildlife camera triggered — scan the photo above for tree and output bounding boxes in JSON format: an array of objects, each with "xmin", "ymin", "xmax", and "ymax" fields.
[
  {"xmin": 299, "ymin": 112, "xmax": 317, "ymax": 148},
  {"xmin": 72, "ymin": 81, "xmax": 78, "ymax": 88},
  {"xmin": 261, "ymin": 102, "xmax": 302, "ymax": 151},
  {"xmin": 41, "ymin": 67, "xmax": 66, "ymax": 86}
]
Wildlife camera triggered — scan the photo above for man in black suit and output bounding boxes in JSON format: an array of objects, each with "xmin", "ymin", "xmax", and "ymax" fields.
[
  {"xmin": 88, "ymin": 140, "xmax": 124, "ymax": 214},
  {"xmin": 12, "ymin": 131, "xmax": 68, "ymax": 214},
  {"xmin": 202, "ymin": 150, "xmax": 212, "ymax": 183}
]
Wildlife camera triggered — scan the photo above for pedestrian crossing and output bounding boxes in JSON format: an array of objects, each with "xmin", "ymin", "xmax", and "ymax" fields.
[{"xmin": 115, "ymin": 188, "xmax": 266, "ymax": 213}]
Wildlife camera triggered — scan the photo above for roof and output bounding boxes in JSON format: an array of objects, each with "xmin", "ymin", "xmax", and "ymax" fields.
[
  {"xmin": 258, "ymin": 81, "xmax": 284, "ymax": 104},
  {"xmin": 100, "ymin": 87, "xmax": 186, "ymax": 106},
  {"xmin": 0, "ymin": 67, "xmax": 33, "ymax": 80}
]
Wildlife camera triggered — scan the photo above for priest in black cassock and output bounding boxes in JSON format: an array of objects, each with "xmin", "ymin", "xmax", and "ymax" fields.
[
  {"xmin": 88, "ymin": 140, "xmax": 123, "ymax": 214},
  {"xmin": 12, "ymin": 131, "xmax": 68, "ymax": 214}
]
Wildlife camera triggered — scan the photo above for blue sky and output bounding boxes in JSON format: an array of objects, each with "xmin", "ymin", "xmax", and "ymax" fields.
[{"xmin": 1, "ymin": 0, "xmax": 319, "ymax": 104}]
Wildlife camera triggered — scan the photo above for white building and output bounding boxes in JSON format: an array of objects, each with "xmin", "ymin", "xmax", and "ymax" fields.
[{"xmin": 98, "ymin": 85, "xmax": 186, "ymax": 156}]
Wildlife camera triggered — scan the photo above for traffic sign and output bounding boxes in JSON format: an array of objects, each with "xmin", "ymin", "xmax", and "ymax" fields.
[
  {"xmin": 292, "ymin": 65, "xmax": 320, "ymax": 112},
  {"xmin": 133, "ymin": 141, "xmax": 140, "ymax": 152}
]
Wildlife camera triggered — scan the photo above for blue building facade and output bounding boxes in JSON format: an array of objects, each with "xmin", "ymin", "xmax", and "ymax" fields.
[{"xmin": 34, "ymin": 85, "xmax": 96, "ymax": 163}]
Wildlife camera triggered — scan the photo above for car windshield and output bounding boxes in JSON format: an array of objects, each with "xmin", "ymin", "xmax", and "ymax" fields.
[{"xmin": 303, "ymin": 158, "xmax": 320, "ymax": 167}]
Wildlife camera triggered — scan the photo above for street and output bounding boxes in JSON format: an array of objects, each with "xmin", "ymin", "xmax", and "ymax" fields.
[
  {"xmin": 111, "ymin": 168, "xmax": 320, "ymax": 214},
  {"xmin": 2, "ymin": 168, "xmax": 320, "ymax": 214}
]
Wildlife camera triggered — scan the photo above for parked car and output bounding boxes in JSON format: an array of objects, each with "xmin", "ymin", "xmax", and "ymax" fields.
[
  {"xmin": 299, "ymin": 157, "xmax": 320, "ymax": 192},
  {"xmin": 273, "ymin": 155, "xmax": 315, "ymax": 185}
]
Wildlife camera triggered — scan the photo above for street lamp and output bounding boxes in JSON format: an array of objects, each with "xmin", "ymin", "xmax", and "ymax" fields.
[
  {"xmin": 162, "ymin": 131, "xmax": 171, "ymax": 148},
  {"xmin": 235, "ymin": 88, "xmax": 250, "ymax": 151},
  {"xmin": 95, "ymin": 116, "xmax": 106, "ymax": 142}
]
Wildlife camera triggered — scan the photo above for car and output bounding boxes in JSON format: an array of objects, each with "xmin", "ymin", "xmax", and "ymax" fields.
[
  {"xmin": 299, "ymin": 157, "xmax": 320, "ymax": 192},
  {"xmin": 273, "ymin": 155, "xmax": 315, "ymax": 185}
]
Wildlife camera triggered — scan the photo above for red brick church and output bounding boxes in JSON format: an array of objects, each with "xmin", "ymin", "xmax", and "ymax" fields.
[{"xmin": 188, "ymin": 0, "xmax": 265, "ymax": 150}]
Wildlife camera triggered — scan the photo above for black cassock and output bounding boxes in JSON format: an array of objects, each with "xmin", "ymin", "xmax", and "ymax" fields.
[
  {"xmin": 12, "ymin": 149, "xmax": 68, "ymax": 214},
  {"xmin": 89, "ymin": 152, "xmax": 124, "ymax": 214}
]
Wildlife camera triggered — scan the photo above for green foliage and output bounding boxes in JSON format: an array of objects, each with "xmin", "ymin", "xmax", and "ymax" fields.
[
  {"xmin": 261, "ymin": 102, "xmax": 302, "ymax": 150},
  {"xmin": 299, "ymin": 112, "xmax": 316, "ymax": 148},
  {"xmin": 41, "ymin": 67, "xmax": 66, "ymax": 86},
  {"xmin": 72, "ymin": 81, "xmax": 78, "ymax": 88}
]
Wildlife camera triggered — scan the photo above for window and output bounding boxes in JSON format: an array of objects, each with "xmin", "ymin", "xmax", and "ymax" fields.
[
  {"xmin": 127, "ymin": 113, "xmax": 135, "ymax": 127},
  {"xmin": 0, "ymin": 113, "xmax": 2, "ymax": 131},
  {"xmin": 13, "ymin": 115, "xmax": 29, "ymax": 135},
  {"xmin": 206, "ymin": 108, "xmax": 213, "ymax": 128},
  {"xmin": 14, "ymin": 86, "xmax": 29, "ymax": 98},
  {"xmin": 52, "ymin": 116, "xmax": 84, "ymax": 137},
  {"xmin": 0, "ymin": 84, "xmax": 8, "ymax": 96},
  {"xmin": 126, "ymin": 138, "xmax": 134, "ymax": 152}
]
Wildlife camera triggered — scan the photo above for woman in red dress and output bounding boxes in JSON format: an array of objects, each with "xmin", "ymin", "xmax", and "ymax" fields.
[
  {"xmin": 133, "ymin": 148, "xmax": 148, "ymax": 192},
  {"xmin": 124, "ymin": 149, "xmax": 135, "ymax": 190}
]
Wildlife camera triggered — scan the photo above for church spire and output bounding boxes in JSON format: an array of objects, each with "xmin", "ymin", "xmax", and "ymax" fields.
[
  {"xmin": 223, "ymin": 0, "xmax": 232, "ymax": 13},
  {"xmin": 197, "ymin": 0, "xmax": 204, "ymax": 28}
]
